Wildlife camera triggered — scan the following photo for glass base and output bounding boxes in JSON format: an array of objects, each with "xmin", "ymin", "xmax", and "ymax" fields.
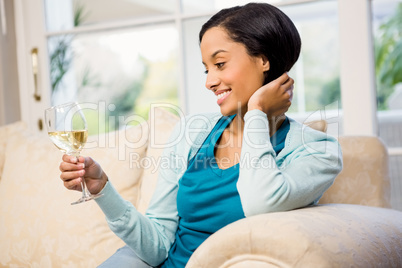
[{"xmin": 71, "ymin": 193, "xmax": 103, "ymax": 205}]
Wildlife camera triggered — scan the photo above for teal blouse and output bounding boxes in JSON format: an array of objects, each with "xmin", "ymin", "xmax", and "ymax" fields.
[{"xmin": 161, "ymin": 115, "xmax": 290, "ymax": 267}]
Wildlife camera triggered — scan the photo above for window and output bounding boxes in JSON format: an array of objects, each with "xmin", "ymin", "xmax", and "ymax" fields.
[
  {"xmin": 44, "ymin": 0, "xmax": 179, "ymax": 134},
  {"xmin": 372, "ymin": 0, "xmax": 402, "ymax": 210}
]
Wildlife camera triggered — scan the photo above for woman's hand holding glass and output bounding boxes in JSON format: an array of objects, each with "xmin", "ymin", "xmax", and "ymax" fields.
[
  {"xmin": 247, "ymin": 72, "xmax": 294, "ymax": 116},
  {"xmin": 45, "ymin": 102, "xmax": 105, "ymax": 204},
  {"xmin": 59, "ymin": 155, "xmax": 108, "ymax": 196}
]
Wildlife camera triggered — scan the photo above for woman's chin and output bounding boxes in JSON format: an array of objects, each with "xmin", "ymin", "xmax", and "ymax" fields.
[
  {"xmin": 219, "ymin": 107, "xmax": 237, "ymax": 117},
  {"xmin": 219, "ymin": 104, "xmax": 247, "ymax": 117}
]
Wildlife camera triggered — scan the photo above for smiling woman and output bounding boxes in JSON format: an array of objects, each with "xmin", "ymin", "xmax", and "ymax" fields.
[
  {"xmin": 55, "ymin": 3, "xmax": 342, "ymax": 267},
  {"xmin": 1, "ymin": 0, "xmax": 400, "ymax": 267},
  {"xmin": 199, "ymin": 2, "xmax": 300, "ymax": 118},
  {"xmin": 200, "ymin": 27, "xmax": 269, "ymax": 115}
]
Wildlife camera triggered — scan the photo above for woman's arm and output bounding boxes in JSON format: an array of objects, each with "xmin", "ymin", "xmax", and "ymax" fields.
[
  {"xmin": 94, "ymin": 182, "xmax": 176, "ymax": 266},
  {"xmin": 94, "ymin": 120, "xmax": 186, "ymax": 267},
  {"xmin": 59, "ymin": 152, "xmax": 177, "ymax": 266},
  {"xmin": 95, "ymin": 175, "xmax": 179, "ymax": 266},
  {"xmin": 238, "ymin": 109, "xmax": 343, "ymax": 217}
]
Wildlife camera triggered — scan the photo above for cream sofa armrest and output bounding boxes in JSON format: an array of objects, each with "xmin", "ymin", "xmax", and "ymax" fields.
[{"xmin": 187, "ymin": 204, "xmax": 402, "ymax": 268}]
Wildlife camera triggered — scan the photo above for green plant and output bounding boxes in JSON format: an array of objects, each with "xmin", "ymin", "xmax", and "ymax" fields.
[
  {"xmin": 374, "ymin": 3, "xmax": 402, "ymax": 110},
  {"xmin": 49, "ymin": 36, "xmax": 72, "ymax": 92},
  {"xmin": 319, "ymin": 76, "xmax": 341, "ymax": 108},
  {"xmin": 49, "ymin": 3, "xmax": 88, "ymax": 93}
]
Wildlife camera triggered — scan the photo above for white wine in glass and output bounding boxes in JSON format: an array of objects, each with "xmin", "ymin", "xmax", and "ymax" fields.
[
  {"xmin": 45, "ymin": 102, "xmax": 102, "ymax": 205},
  {"xmin": 48, "ymin": 130, "xmax": 88, "ymax": 154}
]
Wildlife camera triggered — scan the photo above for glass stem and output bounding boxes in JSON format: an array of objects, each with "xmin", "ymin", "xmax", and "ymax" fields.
[
  {"xmin": 81, "ymin": 179, "xmax": 91, "ymax": 198},
  {"xmin": 70, "ymin": 152, "xmax": 91, "ymax": 198}
]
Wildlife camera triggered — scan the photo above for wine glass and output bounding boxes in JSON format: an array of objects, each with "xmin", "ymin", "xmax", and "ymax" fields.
[{"xmin": 45, "ymin": 102, "xmax": 102, "ymax": 205}]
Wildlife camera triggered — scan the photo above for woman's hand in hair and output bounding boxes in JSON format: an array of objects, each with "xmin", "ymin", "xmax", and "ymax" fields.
[{"xmin": 247, "ymin": 72, "xmax": 294, "ymax": 117}]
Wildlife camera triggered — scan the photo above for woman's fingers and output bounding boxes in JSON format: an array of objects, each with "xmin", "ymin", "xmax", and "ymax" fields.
[
  {"xmin": 275, "ymin": 72, "xmax": 290, "ymax": 85},
  {"xmin": 59, "ymin": 154, "xmax": 85, "ymax": 172},
  {"xmin": 59, "ymin": 161, "xmax": 85, "ymax": 172},
  {"xmin": 281, "ymin": 75, "xmax": 293, "ymax": 89},
  {"xmin": 60, "ymin": 154, "xmax": 86, "ymax": 185},
  {"xmin": 60, "ymin": 169, "xmax": 85, "ymax": 180},
  {"xmin": 280, "ymin": 74, "xmax": 294, "ymax": 102},
  {"xmin": 63, "ymin": 178, "xmax": 82, "ymax": 191},
  {"xmin": 62, "ymin": 154, "xmax": 77, "ymax": 163},
  {"xmin": 285, "ymin": 84, "xmax": 294, "ymax": 101},
  {"xmin": 61, "ymin": 154, "xmax": 85, "ymax": 164}
]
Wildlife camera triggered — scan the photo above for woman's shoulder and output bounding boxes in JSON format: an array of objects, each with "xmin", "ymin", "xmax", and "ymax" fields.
[
  {"xmin": 283, "ymin": 117, "xmax": 342, "ymax": 170},
  {"xmin": 286, "ymin": 117, "xmax": 339, "ymax": 150},
  {"xmin": 288, "ymin": 117, "xmax": 333, "ymax": 138}
]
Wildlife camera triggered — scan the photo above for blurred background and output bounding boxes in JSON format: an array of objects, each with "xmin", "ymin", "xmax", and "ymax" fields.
[{"xmin": 0, "ymin": 0, "xmax": 401, "ymax": 209}]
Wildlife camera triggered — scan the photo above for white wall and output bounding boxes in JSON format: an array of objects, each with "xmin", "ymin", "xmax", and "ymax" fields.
[
  {"xmin": 338, "ymin": 0, "xmax": 378, "ymax": 136},
  {"xmin": 0, "ymin": 0, "xmax": 20, "ymax": 126}
]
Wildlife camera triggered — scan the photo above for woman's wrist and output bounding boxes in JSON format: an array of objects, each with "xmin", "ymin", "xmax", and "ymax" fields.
[
  {"xmin": 247, "ymin": 106, "xmax": 263, "ymax": 112},
  {"xmin": 247, "ymin": 101, "xmax": 265, "ymax": 113},
  {"xmin": 92, "ymin": 172, "xmax": 109, "ymax": 195},
  {"xmin": 100, "ymin": 172, "xmax": 109, "ymax": 191}
]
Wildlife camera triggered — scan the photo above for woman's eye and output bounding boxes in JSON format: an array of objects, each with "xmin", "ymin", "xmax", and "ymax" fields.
[
  {"xmin": 216, "ymin": 62, "xmax": 225, "ymax": 68},
  {"xmin": 203, "ymin": 62, "xmax": 224, "ymax": 74}
]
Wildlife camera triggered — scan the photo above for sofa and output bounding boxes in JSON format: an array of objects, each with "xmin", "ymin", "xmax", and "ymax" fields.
[{"xmin": 0, "ymin": 107, "xmax": 401, "ymax": 267}]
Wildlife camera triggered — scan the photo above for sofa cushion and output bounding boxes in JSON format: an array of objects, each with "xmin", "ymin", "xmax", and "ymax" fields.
[{"xmin": 0, "ymin": 122, "xmax": 148, "ymax": 267}]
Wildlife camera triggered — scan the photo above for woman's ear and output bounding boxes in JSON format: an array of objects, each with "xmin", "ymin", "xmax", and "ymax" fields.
[{"xmin": 260, "ymin": 55, "xmax": 270, "ymax": 72}]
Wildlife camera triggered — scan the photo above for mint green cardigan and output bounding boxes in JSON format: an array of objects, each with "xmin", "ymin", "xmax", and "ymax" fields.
[{"xmin": 95, "ymin": 109, "xmax": 343, "ymax": 266}]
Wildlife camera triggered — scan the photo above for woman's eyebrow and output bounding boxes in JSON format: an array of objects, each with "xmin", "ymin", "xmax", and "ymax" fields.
[
  {"xmin": 202, "ymin": 49, "xmax": 228, "ymax": 66},
  {"xmin": 211, "ymin": 49, "xmax": 228, "ymax": 58}
]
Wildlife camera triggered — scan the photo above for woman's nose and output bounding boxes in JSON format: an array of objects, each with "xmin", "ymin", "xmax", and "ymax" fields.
[{"xmin": 205, "ymin": 72, "xmax": 220, "ymax": 90}]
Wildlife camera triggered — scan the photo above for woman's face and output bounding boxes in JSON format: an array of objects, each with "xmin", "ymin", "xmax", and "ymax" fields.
[{"xmin": 200, "ymin": 27, "xmax": 269, "ymax": 116}]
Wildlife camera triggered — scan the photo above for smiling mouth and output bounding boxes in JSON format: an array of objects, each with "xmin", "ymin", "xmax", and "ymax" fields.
[
  {"xmin": 215, "ymin": 89, "xmax": 232, "ymax": 105},
  {"xmin": 216, "ymin": 90, "xmax": 231, "ymax": 100}
]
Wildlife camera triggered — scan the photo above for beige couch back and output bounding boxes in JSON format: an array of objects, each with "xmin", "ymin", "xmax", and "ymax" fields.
[
  {"xmin": 320, "ymin": 136, "xmax": 391, "ymax": 208},
  {"xmin": 303, "ymin": 120, "xmax": 390, "ymax": 207}
]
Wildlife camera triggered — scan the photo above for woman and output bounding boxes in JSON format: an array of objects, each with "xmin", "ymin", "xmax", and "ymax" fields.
[{"xmin": 59, "ymin": 3, "xmax": 342, "ymax": 267}]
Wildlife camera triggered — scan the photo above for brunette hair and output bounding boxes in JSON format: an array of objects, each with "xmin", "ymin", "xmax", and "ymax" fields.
[{"xmin": 199, "ymin": 3, "xmax": 301, "ymax": 84}]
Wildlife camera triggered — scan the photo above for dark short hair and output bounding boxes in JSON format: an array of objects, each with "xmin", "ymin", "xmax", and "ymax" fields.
[{"xmin": 199, "ymin": 3, "xmax": 301, "ymax": 84}]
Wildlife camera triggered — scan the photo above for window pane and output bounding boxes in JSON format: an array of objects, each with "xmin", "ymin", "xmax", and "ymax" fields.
[
  {"xmin": 373, "ymin": 0, "xmax": 402, "ymax": 114},
  {"xmin": 44, "ymin": 0, "xmax": 176, "ymax": 31},
  {"xmin": 48, "ymin": 25, "xmax": 179, "ymax": 134},
  {"xmin": 373, "ymin": 0, "xmax": 402, "ymax": 146},
  {"xmin": 373, "ymin": 0, "xmax": 402, "ymax": 147},
  {"xmin": 282, "ymin": 1, "xmax": 340, "ymax": 115},
  {"xmin": 372, "ymin": 0, "xmax": 402, "ymax": 211}
]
